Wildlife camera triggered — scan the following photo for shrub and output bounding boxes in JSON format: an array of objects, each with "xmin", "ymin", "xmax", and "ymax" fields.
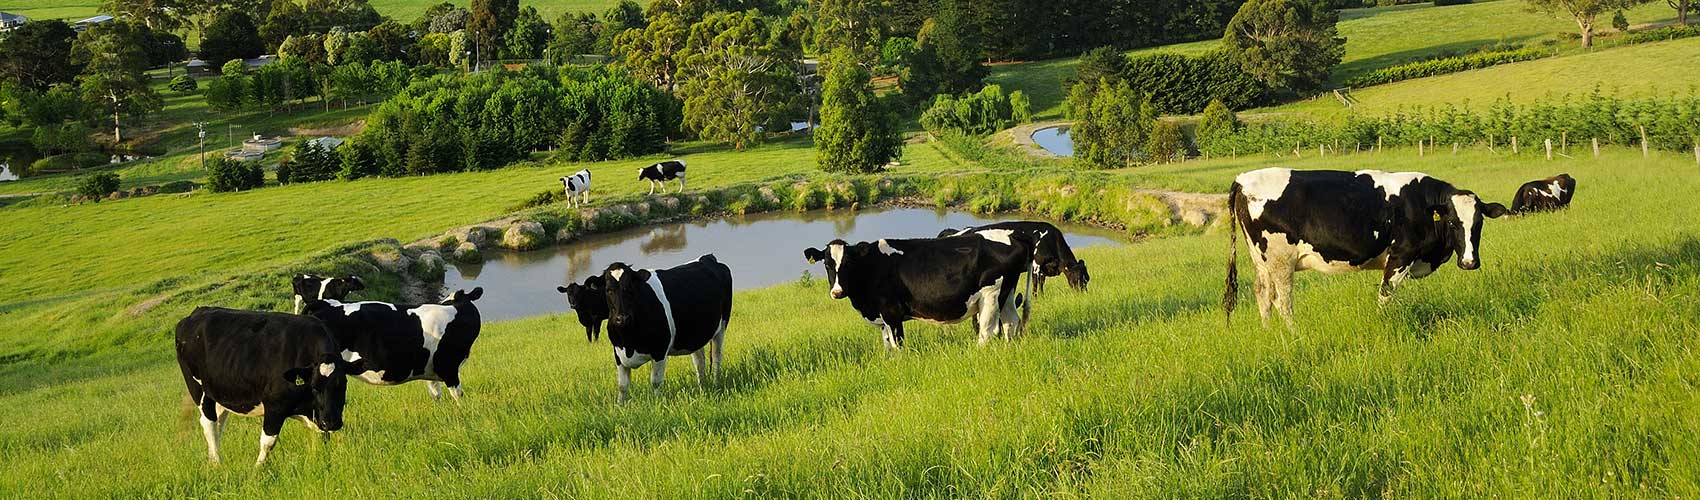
[
  {"xmin": 31, "ymin": 152, "xmax": 106, "ymax": 172},
  {"xmin": 168, "ymin": 75, "xmax": 198, "ymax": 94},
  {"xmin": 76, "ymin": 172, "xmax": 120, "ymax": 200},
  {"xmin": 288, "ymin": 141, "xmax": 339, "ymax": 183},
  {"xmin": 1617, "ymin": 24, "xmax": 1700, "ymax": 45},
  {"xmin": 1009, "ymin": 90, "xmax": 1032, "ymax": 124},
  {"xmin": 1611, "ymin": 10, "xmax": 1629, "ymax": 32},
  {"xmin": 1146, "ymin": 121, "xmax": 1186, "ymax": 163},
  {"xmin": 1344, "ymin": 46, "xmax": 1554, "ymax": 88},
  {"xmin": 206, "ymin": 157, "xmax": 264, "ymax": 192},
  {"xmin": 1196, "ymin": 99, "xmax": 1240, "ymax": 151},
  {"xmin": 1069, "ymin": 79, "xmax": 1153, "ymax": 169},
  {"xmin": 920, "ymin": 84, "xmax": 1025, "ymax": 136}
]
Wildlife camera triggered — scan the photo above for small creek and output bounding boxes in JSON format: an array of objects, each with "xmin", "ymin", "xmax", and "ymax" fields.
[{"xmin": 444, "ymin": 207, "xmax": 1124, "ymax": 321}]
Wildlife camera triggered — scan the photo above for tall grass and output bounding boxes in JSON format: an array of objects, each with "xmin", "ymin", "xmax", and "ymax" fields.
[{"xmin": 2, "ymin": 149, "xmax": 1696, "ymax": 496}]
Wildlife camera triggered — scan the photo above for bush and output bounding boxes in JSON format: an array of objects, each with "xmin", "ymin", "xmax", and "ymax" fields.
[
  {"xmin": 168, "ymin": 75, "xmax": 198, "ymax": 94},
  {"xmin": 1145, "ymin": 121, "xmax": 1186, "ymax": 163},
  {"xmin": 920, "ymin": 84, "xmax": 1024, "ymax": 136},
  {"xmin": 76, "ymin": 172, "xmax": 121, "ymax": 200},
  {"xmin": 31, "ymin": 152, "xmax": 106, "ymax": 172},
  {"xmin": 287, "ymin": 141, "xmax": 339, "ymax": 183},
  {"xmin": 206, "ymin": 157, "xmax": 264, "ymax": 192},
  {"xmin": 1069, "ymin": 79, "xmax": 1153, "ymax": 169},
  {"xmin": 1345, "ymin": 46, "xmax": 1554, "ymax": 88},
  {"xmin": 1611, "ymin": 10, "xmax": 1629, "ymax": 32},
  {"xmin": 1196, "ymin": 99, "xmax": 1240, "ymax": 151},
  {"xmin": 1617, "ymin": 24, "xmax": 1700, "ymax": 45}
]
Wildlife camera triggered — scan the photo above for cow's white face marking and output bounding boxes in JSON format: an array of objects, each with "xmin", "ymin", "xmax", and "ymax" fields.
[
  {"xmin": 828, "ymin": 243, "xmax": 846, "ymax": 297},
  {"xmin": 340, "ymin": 350, "xmax": 362, "ymax": 362},
  {"xmin": 976, "ymin": 229, "xmax": 1015, "ymax": 245},
  {"xmin": 1356, "ymin": 170, "xmax": 1429, "ymax": 201},
  {"xmin": 877, "ymin": 239, "xmax": 903, "ymax": 255},
  {"xmin": 318, "ymin": 363, "xmax": 335, "ymax": 377},
  {"xmin": 1451, "ymin": 193, "xmax": 1480, "ymax": 267},
  {"xmin": 609, "ymin": 268, "xmax": 625, "ymax": 282},
  {"xmin": 317, "ymin": 279, "xmax": 333, "ymax": 301},
  {"xmin": 1546, "ymin": 181, "xmax": 1566, "ymax": 198},
  {"xmin": 1236, "ymin": 168, "xmax": 1292, "ymax": 219}
]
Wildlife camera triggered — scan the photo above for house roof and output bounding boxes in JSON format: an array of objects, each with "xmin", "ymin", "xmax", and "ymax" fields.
[{"xmin": 76, "ymin": 15, "xmax": 114, "ymax": 25}]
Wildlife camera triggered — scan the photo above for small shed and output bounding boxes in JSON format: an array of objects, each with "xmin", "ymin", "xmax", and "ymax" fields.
[{"xmin": 0, "ymin": 12, "xmax": 28, "ymax": 32}]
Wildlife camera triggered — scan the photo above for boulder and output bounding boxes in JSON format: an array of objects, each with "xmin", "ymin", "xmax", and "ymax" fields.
[
  {"xmin": 501, "ymin": 221, "xmax": 547, "ymax": 250},
  {"xmin": 449, "ymin": 226, "xmax": 490, "ymax": 246},
  {"xmin": 412, "ymin": 251, "xmax": 446, "ymax": 280},
  {"xmin": 452, "ymin": 242, "xmax": 482, "ymax": 263},
  {"xmin": 554, "ymin": 228, "xmax": 578, "ymax": 243}
]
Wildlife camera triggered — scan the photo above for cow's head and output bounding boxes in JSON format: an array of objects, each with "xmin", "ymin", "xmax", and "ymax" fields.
[
  {"xmin": 1429, "ymin": 190, "xmax": 1510, "ymax": 270},
  {"xmin": 557, "ymin": 276, "xmax": 608, "ymax": 342},
  {"xmin": 804, "ymin": 239, "xmax": 871, "ymax": 300},
  {"xmin": 1064, "ymin": 259, "xmax": 1090, "ymax": 291},
  {"xmin": 297, "ymin": 275, "xmax": 365, "ymax": 301},
  {"xmin": 284, "ymin": 355, "xmax": 348, "ymax": 432},
  {"xmin": 441, "ymin": 287, "xmax": 484, "ymax": 305},
  {"xmin": 601, "ymin": 263, "xmax": 651, "ymax": 331}
]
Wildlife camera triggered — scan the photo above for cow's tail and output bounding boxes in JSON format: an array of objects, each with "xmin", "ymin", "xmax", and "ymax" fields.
[{"xmin": 1224, "ymin": 182, "xmax": 1242, "ymax": 326}]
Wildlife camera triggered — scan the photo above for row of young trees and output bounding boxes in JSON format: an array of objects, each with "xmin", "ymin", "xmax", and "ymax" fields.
[{"xmin": 203, "ymin": 58, "xmax": 416, "ymax": 112}]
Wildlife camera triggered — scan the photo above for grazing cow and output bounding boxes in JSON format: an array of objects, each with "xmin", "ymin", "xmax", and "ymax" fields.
[
  {"xmin": 291, "ymin": 274, "xmax": 365, "ymax": 314},
  {"xmin": 304, "ymin": 288, "xmax": 485, "ymax": 402},
  {"xmin": 175, "ymin": 307, "xmax": 350, "ymax": 465},
  {"xmin": 1224, "ymin": 168, "xmax": 1510, "ymax": 326},
  {"xmin": 1511, "ymin": 173, "xmax": 1576, "ymax": 214},
  {"xmin": 560, "ymin": 169, "xmax": 592, "ymax": 208},
  {"xmin": 940, "ymin": 221, "xmax": 1091, "ymax": 293},
  {"xmin": 600, "ymin": 255, "xmax": 731, "ymax": 402},
  {"xmin": 639, "ymin": 160, "xmax": 686, "ymax": 195},
  {"xmin": 556, "ymin": 275, "xmax": 608, "ymax": 342},
  {"xmin": 803, "ymin": 233, "xmax": 1036, "ymax": 349}
]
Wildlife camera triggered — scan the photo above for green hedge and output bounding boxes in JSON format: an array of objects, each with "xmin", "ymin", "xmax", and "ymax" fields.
[
  {"xmin": 1344, "ymin": 46, "xmax": 1553, "ymax": 88},
  {"xmin": 1120, "ymin": 50, "xmax": 1269, "ymax": 114},
  {"xmin": 1199, "ymin": 91, "xmax": 1700, "ymax": 156},
  {"xmin": 1617, "ymin": 24, "xmax": 1700, "ymax": 45}
]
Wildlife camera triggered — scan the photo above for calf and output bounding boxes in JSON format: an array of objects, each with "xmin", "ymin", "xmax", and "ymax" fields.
[
  {"xmin": 639, "ymin": 160, "xmax": 686, "ymax": 195},
  {"xmin": 601, "ymin": 255, "xmax": 731, "ymax": 402},
  {"xmin": 803, "ymin": 233, "xmax": 1035, "ymax": 349},
  {"xmin": 941, "ymin": 221, "xmax": 1091, "ymax": 293},
  {"xmin": 560, "ymin": 169, "xmax": 592, "ymax": 208},
  {"xmin": 291, "ymin": 274, "xmax": 364, "ymax": 314},
  {"xmin": 175, "ymin": 307, "xmax": 350, "ymax": 465},
  {"xmin": 304, "ymin": 288, "xmax": 484, "ymax": 402},
  {"xmin": 1224, "ymin": 168, "xmax": 1510, "ymax": 327},
  {"xmin": 1510, "ymin": 173, "xmax": 1575, "ymax": 214},
  {"xmin": 556, "ymin": 275, "xmax": 608, "ymax": 342}
]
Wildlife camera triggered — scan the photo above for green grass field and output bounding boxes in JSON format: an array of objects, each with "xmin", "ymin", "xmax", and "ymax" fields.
[
  {"xmin": 2, "ymin": 147, "xmax": 1696, "ymax": 496},
  {"xmin": 988, "ymin": 0, "xmax": 1683, "ymax": 120}
]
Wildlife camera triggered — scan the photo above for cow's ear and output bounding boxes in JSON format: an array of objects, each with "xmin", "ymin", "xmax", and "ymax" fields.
[
  {"xmin": 557, "ymin": 285, "xmax": 573, "ymax": 294},
  {"xmin": 585, "ymin": 275, "xmax": 604, "ymax": 289},
  {"xmin": 1427, "ymin": 204, "xmax": 1449, "ymax": 222},
  {"xmin": 804, "ymin": 247, "xmax": 824, "ymax": 263},
  {"xmin": 345, "ymin": 276, "xmax": 365, "ymax": 291},
  {"xmin": 284, "ymin": 367, "xmax": 311, "ymax": 386},
  {"xmin": 1482, "ymin": 202, "xmax": 1510, "ymax": 219},
  {"xmin": 461, "ymin": 287, "xmax": 484, "ymax": 302}
]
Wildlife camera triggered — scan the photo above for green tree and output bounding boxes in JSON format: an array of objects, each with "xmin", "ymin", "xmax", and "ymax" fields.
[
  {"xmin": 469, "ymin": 0, "xmax": 519, "ymax": 60},
  {"xmin": 367, "ymin": 20, "xmax": 415, "ymax": 63},
  {"xmin": 900, "ymin": 0, "xmax": 986, "ymax": 101},
  {"xmin": 613, "ymin": 13, "xmax": 688, "ymax": 92},
  {"xmin": 1009, "ymin": 89, "xmax": 1031, "ymax": 123},
  {"xmin": 816, "ymin": 47, "xmax": 902, "ymax": 173},
  {"xmin": 1223, "ymin": 0, "xmax": 1345, "ymax": 92},
  {"xmin": 599, "ymin": 0, "xmax": 648, "ymax": 52},
  {"xmin": 260, "ymin": 0, "xmax": 307, "ymax": 49},
  {"xmin": 1070, "ymin": 79, "xmax": 1150, "ymax": 169},
  {"xmin": 1195, "ymin": 98, "xmax": 1240, "ymax": 151},
  {"xmin": 0, "ymin": 20, "xmax": 81, "ymax": 91},
  {"xmin": 168, "ymin": 74, "xmax": 199, "ymax": 93},
  {"xmin": 280, "ymin": 34, "xmax": 327, "ymax": 64},
  {"xmin": 815, "ymin": 0, "xmax": 885, "ymax": 61},
  {"xmin": 552, "ymin": 12, "xmax": 602, "ymax": 60},
  {"xmin": 74, "ymin": 21, "xmax": 163, "ymax": 143},
  {"xmin": 1071, "ymin": 46, "xmax": 1127, "ymax": 89},
  {"xmin": 675, "ymin": 11, "xmax": 802, "ymax": 149},
  {"xmin": 77, "ymin": 172, "xmax": 121, "ymax": 200},
  {"xmin": 414, "ymin": 2, "xmax": 469, "ymax": 33},
  {"xmin": 1145, "ymin": 120, "xmax": 1185, "ymax": 163},
  {"xmin": 1670, "ymin": 0, "xmax": 1691, "ymax": 24},
  {"xmin": 505, "ymin": 6, "xmax": 552, "ymax": 59},
  {"xmin": 101, "ymin": 0, "xmax": 185, "ymax": 31},
  {"xmin": 1526, "ymin": 0, "xmax": 1652, "ymax": 47},
  {"xmin": 202, "ymin": 10, "xmax": 265, "ymax": 65},
  {"xmin": 206, "ymin": 157, "xmax": 264, "ymax": 192}
]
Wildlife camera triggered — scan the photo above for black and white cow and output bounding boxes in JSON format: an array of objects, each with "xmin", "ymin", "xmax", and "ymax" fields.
[
  {"xmin": 638, "ymin": 160, "xmax": 686, "ymax": 195},
  {"xmin": 600, "ymin": 255, "xmax": 731, "ymax": 402},
  {"xmin": 303, "ymin": 288, "xmax": 484, "ymax": 402},
  {"xmin": 291, "ymin": 274, "xmax": 365, "ymax": 314},
  {"xmin": 561, "ymin": 169, "xmax": 592, "ymax": 208},
  {"xmin": 940, "ymin": 221, "xmax": 1091, "ymax": 293},
  {"xmin": 1224, "ymin": 168, "xmax": 1510, "ymax": 326},
  {"xmin": 556, "ymin": 275, "xmax": 608, "ymax": 342},
  {"xmin": 803, "ymin": 234, "xmax": 1036, "ymax": 349},
  {"xmin": 1511, "ymin": 173, "xmax": 1576, "ymax": 214},
  {"xmin": 175, "ymin": 307, "xmax": 350, "ymax": 465}
]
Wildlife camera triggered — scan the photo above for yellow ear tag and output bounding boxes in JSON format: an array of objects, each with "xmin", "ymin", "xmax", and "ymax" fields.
[{"xmin": 1432, "ymin": 212, "xmax": 1443, "ymax": 222}]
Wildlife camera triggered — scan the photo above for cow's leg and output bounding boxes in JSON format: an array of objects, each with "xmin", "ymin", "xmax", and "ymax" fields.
[
  {"xmin": 616, "ymin": 364, "xmax": 632, "ymax": 403},
  {"xmin": 1248, "ymin": 242, "xmax": 1274, "ymax": 328},
  {"xmin": 676, "ymin": 175, "xmax": 685, "ymax": 193},
  {"xmin": 889, "ymin": 320, "xmax": 906, "ymax": 349},
  {"xmin": 1269, "ymin": 265, "xmax": 1296, "ymax": 328},
  {"xmin": 424, "ymin": 380, "xmax": 442, "ymax": 400},
  {"xmin": 292, "ymin": 295, "xmax": 303, "ymax": 315},
  {"xmin": 1001, "ymin": 291, "xmax": 1023, "ymax": 341},
  {"xmin": 440, "ymin": 370, "xmax": 465, "ymax": 403},
  {"xmin": 650, "ymin": 358, "xmax": 668, "ymax": 395},
  {"xmin": 647, "ymin": 180, "xmax": 656, "ymax": 196},
  {"xmin": 691, "ymin": 350, "xmax": 707, "ymax": 388},
  {"xmin": 256, "ymin": 413, "xmax": 287, "ymax": 466},
  {"xmin": 197, "ymin": 397, "xmax": 223, "ymax": 464},
  {"xmin": 976, "ymin": 292, "xmax": 1001, "ymax": 346},
  {"xmin": 711, "ymin": 319, "xmax": 726, "ymax": 380},
  {"xmin": 1379, "ymin": 264, "xmax": 1412, "ymax": 307}
]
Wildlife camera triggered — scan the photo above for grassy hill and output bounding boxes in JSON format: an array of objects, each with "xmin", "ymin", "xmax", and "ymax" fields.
[
  {"xmin": 2, "ymin": 148, "xmax": 1696, "ymax": 496},
  {"xmin": 989, "ymin": 0, "xmax": 1683, "ymax": 120}
]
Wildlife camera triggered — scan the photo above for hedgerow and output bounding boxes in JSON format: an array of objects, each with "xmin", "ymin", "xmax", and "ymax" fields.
[{"xmin": 1343, "ymin": 46, "xmax": 1554, "ymax": 88}]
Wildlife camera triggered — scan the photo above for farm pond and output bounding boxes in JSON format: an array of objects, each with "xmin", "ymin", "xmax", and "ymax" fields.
[
  {"xmin": 444, "ymin": 207, "xmax": 1125, "ymax": 321},
  {"xmin": 1031, "ymin": 126, "xmax": 1074, "ymax": 157}
]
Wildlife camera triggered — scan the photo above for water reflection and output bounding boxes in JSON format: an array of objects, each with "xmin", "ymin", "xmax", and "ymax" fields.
[
  {"xmin": 1031, "ymin": 126, "xmax": 1074, "ymax": 157},
  {"xmin": 444, "ymin": 207, "xmax": 1123, "ymax": 321}
]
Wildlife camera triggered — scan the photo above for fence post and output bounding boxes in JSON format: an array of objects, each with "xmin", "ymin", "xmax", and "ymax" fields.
[
  {"xmin": 1593, "ymin": 138, "xmax": 1600, "ymax": 158},
  {"xmin": 1545, "ymin": 139, "xmax": 1552, "ymax": 160},
  {"xmin": 1453, "ymin": 142, "xmax": 1459, "ymax": 155},
  {"xmin": 1512, "ymin": 136, "xmax": 1518, "ymax": 155},
  {"xmin": 1418, "ymin": 140, "xmax": 1425, "ymax": 157},
  {"xmin": 1640, "ymin": 125, "xmax": 1649, "ymax": 158},
  {"xmin": 1377, "ymin": 136, "xmax": 1383, "ymax": 153},
  {"xmin": 1320, "ymin": 144, "xmax": 1326, "ymax": 158},
  {"xmin": 1694, "ymin": 141, "xmax": 1698, "ymax": 165},
  {"xmin": 1561, "ymin": 131, "xmax": 1568, "ymax": 151}
]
